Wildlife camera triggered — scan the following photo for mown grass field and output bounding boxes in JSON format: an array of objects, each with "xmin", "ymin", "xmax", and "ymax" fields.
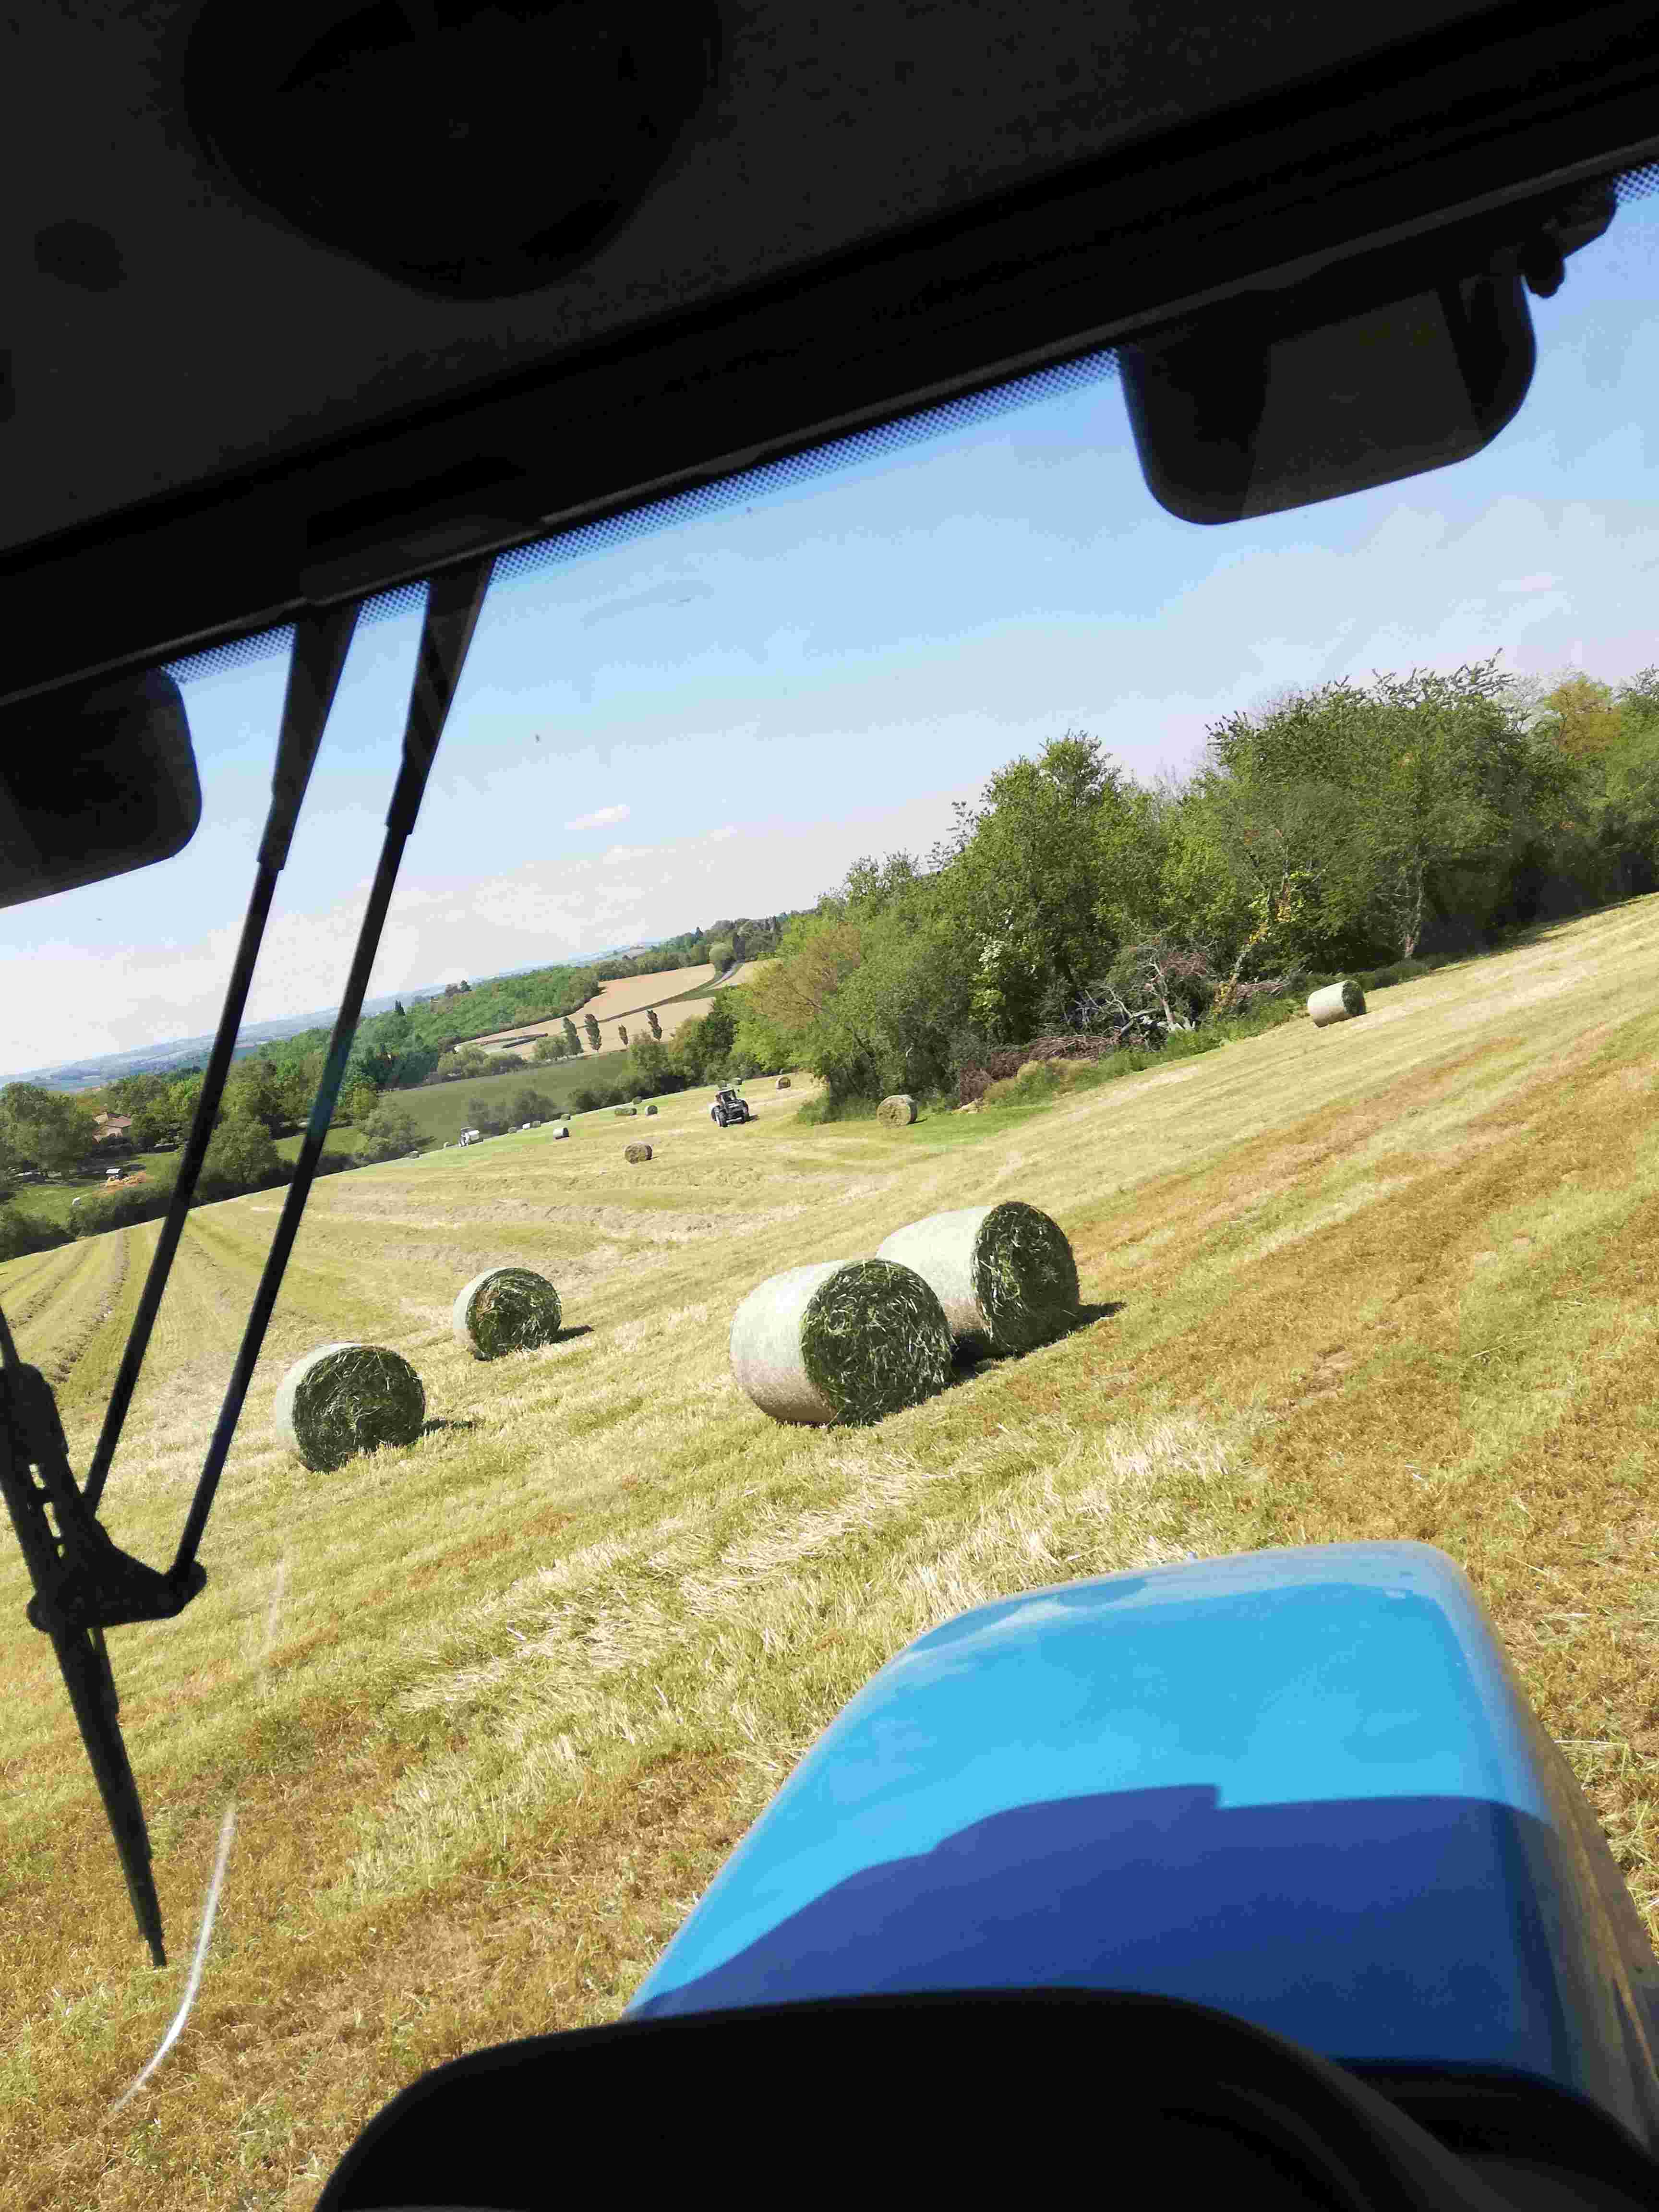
[
  {"xmin": 8, "ymin": 1156, "xmax": 180, "ymax": 1235},
  {"xmin": 4, "ymin": 900, "xmax": 1659, "ymax": 2208},
  {"xmin": 364, "ymin": 1059, "xmax": 607, "ymax": 1145}
]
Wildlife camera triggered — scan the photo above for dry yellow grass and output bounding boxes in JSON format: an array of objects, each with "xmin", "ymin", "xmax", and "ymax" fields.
[
  {"xmin": 477, "ymin": 974, "xmax": 719, "ymax": 1062},
  {"xmin": 5, "ymin": 900, "xmax": 1659, "ymax": 2207},
  {"xmin": 715, "ymin": 958, "xmax": 774, "ymax": 990}
]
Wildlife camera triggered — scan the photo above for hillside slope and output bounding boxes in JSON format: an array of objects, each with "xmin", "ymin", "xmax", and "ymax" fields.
[{"xmin": 4, "ymin": 900, "xmax": 1659, "ymax": 2206}]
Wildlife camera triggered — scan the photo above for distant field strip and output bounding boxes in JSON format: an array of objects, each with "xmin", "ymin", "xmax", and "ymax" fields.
[{"xmin": 4, "ymin": 907, "xmax": 1659, "ymax": 2211}]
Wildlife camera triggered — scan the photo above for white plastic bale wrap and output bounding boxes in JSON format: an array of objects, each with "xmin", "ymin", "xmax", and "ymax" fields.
[
  {"xmin": 1307, "ymin": 979, "xmax": 1367, "ymax": 1027},
  {"xmin": 877, "ymin": 1201, "xmax": 1079, "ymax": 1355},
  {"xmin": 729, "ymin": 1258, "xmax": 952, "ymax": 1426}
]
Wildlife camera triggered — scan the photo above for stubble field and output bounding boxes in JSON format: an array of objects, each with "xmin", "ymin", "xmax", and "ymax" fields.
[{"xmin": 3, "ymin": 899, "xmax": 1659, "ymax": 2208}]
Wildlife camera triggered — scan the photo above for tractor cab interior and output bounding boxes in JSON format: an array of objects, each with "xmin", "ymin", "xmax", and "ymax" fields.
[{"xmin": 2, "ymin": 5, "xmax": 1659, "ymax": 2208}]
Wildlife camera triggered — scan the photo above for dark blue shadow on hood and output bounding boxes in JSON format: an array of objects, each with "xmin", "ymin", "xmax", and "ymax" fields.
[{"xmin": 635, "ymin": 1785, "xmax": 1589, "ymax": 2086}]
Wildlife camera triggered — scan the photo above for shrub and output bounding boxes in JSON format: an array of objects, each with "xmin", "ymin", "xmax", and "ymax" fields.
[
  {"xmin": 356, "ymin": 1101, "xmax": 421, "ymax": 1162},
  {"xmin": 0, "ymin": 1203, "xmax": 71, "ymax": 1260},
  {"xmin": 796, "ymin": 1094, "xmax": 879, "ymax": 1126},
  {"xmin": 71, "ymin": 1169, "xmax": 178, "ymax": 1237},
  {"xmin": 464, "ymin": 1094, "xmax": 510, "ymax": 1137},
  {"xmin": 200, "ymin": 1116, "xmax": 286, "ymax": 1201}
]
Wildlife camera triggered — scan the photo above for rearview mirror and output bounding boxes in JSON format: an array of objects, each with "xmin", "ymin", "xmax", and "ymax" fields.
[
  {"xmin": 1120, "ymin": 181, "xmax": 1616, "ymax": 524},
  {"xmin": 0, "ymin": 668, "xmax": 200, "ymax": 911}
]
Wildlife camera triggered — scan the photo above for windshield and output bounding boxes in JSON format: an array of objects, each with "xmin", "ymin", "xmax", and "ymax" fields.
[{"xmin": 3, "ymin": 179, "xmax": 1658, "ymax": 2207}]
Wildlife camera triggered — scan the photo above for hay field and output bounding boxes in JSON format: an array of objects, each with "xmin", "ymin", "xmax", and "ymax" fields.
[
  {"xmin": 5, "ymin": 898, "xmax": 1659, "ymax": 2208},
  {"xmin": 473, "ymin": 973, "xmax": 721, "ymax": 1066},
  {"xmin": 471, "ymin": 965, "xmax": 718, "ymax": 1062},
  {"xmin": 716, "ymin": 958, "xmax": 774, "ymax": 990}
]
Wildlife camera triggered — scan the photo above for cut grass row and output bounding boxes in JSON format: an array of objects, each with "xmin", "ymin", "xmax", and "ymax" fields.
[{"xmin": 2, "ymin": 911, "xmax": 1659, "ymax": 2209}]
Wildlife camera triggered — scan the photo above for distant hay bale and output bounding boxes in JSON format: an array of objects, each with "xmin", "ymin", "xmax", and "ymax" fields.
[
  {"xmin": 877, "ymin": 1201, "xmax": 1079, "ymax": 1356},
  {"xmin": 730, "ymin": 1258, "xmax": 952, "ymax": 1426},
  {"xmin": 273, "ymin": 1343, "xmax": 425, "ymax": 1473},
  {"xmin": 452, "ymin": 1266, "xmax": 562, "ymax": 1360},
  {"xmin": 614, "ymin": 1106, "xmax": 638, "ymax": 1117},
  {"xmin": 776, "ymin": 1075, "xmax": 792, "ymax": 1089},
  {"xmin": 625, "ymin": 1142, "xmax": 653, "ymax": 1163},
  {"xmin": 878, "ymin": 1093, "xmax": 917, "ymax": 1128},
  {"xmin": 1307, "ymin": 979, "xmax": 1367, "ymax": 1027},
  {"xmin": 645, "ymin": 1103, "xmax": 658, "ymax": 1115},
  {"xmin": 550, "ymin": 1125, "xmax": 569, "ymax": 1140}
]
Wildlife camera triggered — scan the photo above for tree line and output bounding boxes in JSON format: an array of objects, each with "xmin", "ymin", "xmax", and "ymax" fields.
[
  {"xmin": 0, "ymin": 914, "xmax": 795, "ymax": 1254},
  {"xmin": 721, "ymin": 661, "xmax": 1659, "ymax": 1110}
]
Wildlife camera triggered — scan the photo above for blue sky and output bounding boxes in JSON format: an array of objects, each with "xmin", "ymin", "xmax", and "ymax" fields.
[{"xmin": 5, "ymin": 194, "xmax": 1658, "ymax": 1076}]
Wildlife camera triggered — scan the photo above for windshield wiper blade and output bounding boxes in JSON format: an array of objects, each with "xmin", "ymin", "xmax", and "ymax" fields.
[
  {"xmin": 0, "ymin": 558, "xmax": 493, "ymax": 1967},
  {"xmin": 0, "ymin": 1317, "xmax": 170, "ymax": 1963}
]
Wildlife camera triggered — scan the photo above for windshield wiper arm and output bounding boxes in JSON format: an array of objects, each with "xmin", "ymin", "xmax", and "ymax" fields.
[
  {"xmin": 0, "ymin": 559, "xmax": 491, "ymax": 1965},
  {"xmin": 0, "ymin": 1312, "xmax": 170, "ymax": 1963}
]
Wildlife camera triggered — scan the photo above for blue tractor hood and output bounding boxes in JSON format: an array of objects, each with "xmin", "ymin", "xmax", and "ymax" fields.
[{"xmin": 630, "ymin": 1542, "xmax": 1659, "ymax": 2149}]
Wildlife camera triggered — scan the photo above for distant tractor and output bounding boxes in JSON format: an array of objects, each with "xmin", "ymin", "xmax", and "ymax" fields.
[{"xmin": 710, "ymin": 1087, "xmax": 754, "ymax": 1129}]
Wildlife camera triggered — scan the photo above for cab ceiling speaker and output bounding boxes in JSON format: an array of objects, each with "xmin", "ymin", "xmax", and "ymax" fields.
[{"xmin": 180, "ymin": 0, "xmax": 726, "ymax": 300}]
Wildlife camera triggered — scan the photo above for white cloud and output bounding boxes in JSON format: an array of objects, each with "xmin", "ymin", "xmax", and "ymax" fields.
[{"xmin": 565, "ymin": 803, "xmax": 631, "ymax": 830}]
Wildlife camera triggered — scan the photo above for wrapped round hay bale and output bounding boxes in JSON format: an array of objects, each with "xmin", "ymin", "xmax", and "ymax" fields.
[
  {"xmin": 1307, "ymin": 979, "xmax": 1367, "ymax": 1027},
  {"xmin": 878, "ymin": 1093, "xmax": 917, "ymax": 1128},
  {"xmin": 877, "ymin": 1201, "xmax": 1079, "ymax": 1356},
  {"xmin": 625, "ymin": 1142, "xmax": 653, "ymax": 1163},
  {"xmin": 452, "ymin": 1266, "xmax": 562, "ymax": 1360},
  {"xmin": 550, "ymin": 1124, "xmax": 569, "ymax": 1140},
  {"xmin": 731, "ymin": 1258, "xmax": 952, "ymax": 1426},
  {"xmin": 273, "ymin": 1342, "xmax": 425, "ymax": 1473}
]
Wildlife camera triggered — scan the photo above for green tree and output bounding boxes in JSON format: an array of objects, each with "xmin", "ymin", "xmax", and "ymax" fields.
[
  {"xmin": 646, "ymin": 1007, "xmax": 662, "ymax": 1040},
  {"xmin": 707, "ymin": 938, "xmax": 735, "ymax": 975},
  {"xmin": 356, "ymin": 1100, "xmax": 420, "ymax": 1162},
  {"xmin": 1534, "ymin": 672, "xmax": 1625, "ymax": 762},
  {"xmin": 199, "ymin": 1116, "xmax": 284, "ymax": 1201},
  {"xmin": 433, "ymin": 1046, "xmax": 495, "ymax": 1084},
  {"xmin": 227, "ymin": 1055, "xmax": 288, "ymax": 1137},
  {"xmin": 0, "ymin": 1083, "xmax": 97, "ymax": 1174},
  {"xmin": 583, "ymin": 1013, "xmax": 601, "ymax": 1051},
  {"xmin": 465, "ymin": 1094, "xmax": 509, "ymax": 1137},
  {"xmin": 159, "ymin": 1073, "xmax": 204, "ymax": 1145},
  {"xmin": 275, "ymin": 1052, "xmax": 322, "ymax": 1131},
  {"xmin": 562, "ymin": 1018, "xmax": 582, "ymax": 1055},
  {"xmin": 509, "ymin": 1086, "xmax": 555, "ymax": 1124},
  {"xmin": 338, "ymin": 1082, "xmax": 380, "ymax": 1127},
  {"xmin": 624, "ymin": 1036, "xmax": 673, "ymax": 1094},
  {"xmin": 531, "ymin": 1034, "xmax": 565, "ymax": 1064},
  {"xmin": 0, "ymin": 1202, "xmax": 66, "ymax": 1260},
  {"xmin": 933, "ymin": 733, "xmax": 1130, "ymax": 1040}
]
